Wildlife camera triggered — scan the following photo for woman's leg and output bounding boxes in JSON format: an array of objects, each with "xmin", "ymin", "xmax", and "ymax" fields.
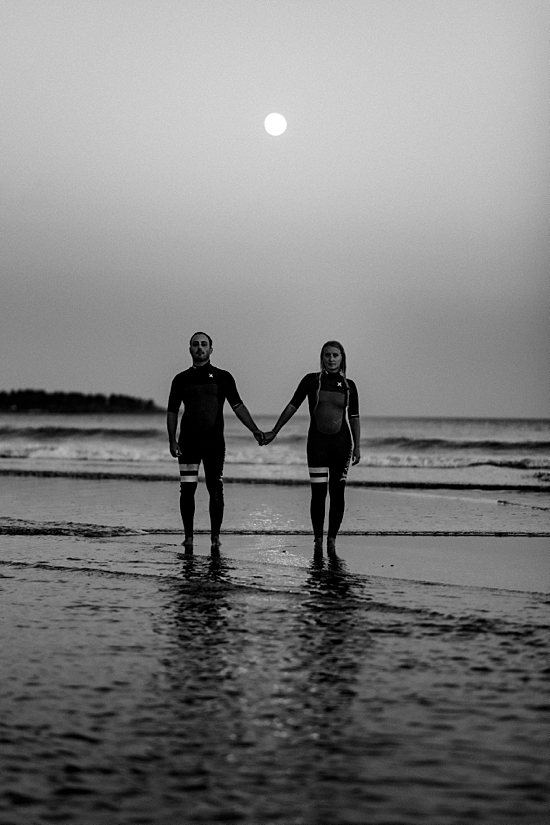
[
  {"xmin": 327, "ymin": 436, "xmax": 352, "ymax": 543},
  {"xmin": 309, "ymin": 472, "xmax": 328, "ymax": 541},
  {"xmin": 327, "ymin": 475, "xmax": 346, "ymax": 539},
  {"xmin": 307, "ymin": 432, "xmax": 329, "ymax": 546}
]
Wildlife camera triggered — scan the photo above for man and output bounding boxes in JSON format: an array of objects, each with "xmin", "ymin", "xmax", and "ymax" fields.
[{"xmin": 167, "ymin": 331, "xmax": 263, "ymax": 550}]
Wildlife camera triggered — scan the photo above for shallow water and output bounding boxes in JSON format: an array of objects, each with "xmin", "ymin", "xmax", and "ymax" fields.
[{"xmin": 1, "ymin": 539, "xmax": 548, "ymax": 825}]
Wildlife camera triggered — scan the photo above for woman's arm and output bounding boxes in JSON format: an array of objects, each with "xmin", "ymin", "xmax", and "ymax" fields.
[
  {"xmin": 350, "ymin": 416, "xmax": 361, "ymax": 464},
  {"xmin": 263, "ymin": 403, "xmax": 298, "ymax": 445}
]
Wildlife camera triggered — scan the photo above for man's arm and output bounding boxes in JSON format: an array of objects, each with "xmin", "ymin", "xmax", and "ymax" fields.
[
  {"xmin": 167, "ymin": 411, "xmax": 181, "ymax": 457},
  {"xmin": 233, "ymin": 404, "xmax": 263, "ymax": 445}
]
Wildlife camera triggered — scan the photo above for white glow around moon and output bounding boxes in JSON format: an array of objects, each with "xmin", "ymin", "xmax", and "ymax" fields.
[{"xmin": 264, "ymin": 113, "xmax": 287, "ymax": 136}]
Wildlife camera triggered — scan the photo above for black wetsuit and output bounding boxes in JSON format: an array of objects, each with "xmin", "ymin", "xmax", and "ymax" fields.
[
  {"xmin": 167, "ymin": 364, "xmax": 243, "ymax": 538},
  {"xmin": 289, "ymin": 371, "xmax": 359, "ymax": 539}
]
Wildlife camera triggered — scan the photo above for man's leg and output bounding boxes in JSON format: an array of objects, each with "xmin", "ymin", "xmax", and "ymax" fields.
[
  {"xmin": 178, "ymin": 460, "xmax": 199, "ymax": 546},
  {"xmin": 203, "ymin": 442, "xmax": 225, "ymax": 548}
]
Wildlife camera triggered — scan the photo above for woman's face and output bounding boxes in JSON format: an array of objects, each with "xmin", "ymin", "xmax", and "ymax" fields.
[{"xmin": 322, "ymin": 346, "xmax": 343, "ymax": 373}]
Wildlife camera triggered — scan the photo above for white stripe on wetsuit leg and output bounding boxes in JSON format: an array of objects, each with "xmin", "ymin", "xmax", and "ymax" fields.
[
  {"xmin": 309, "ymin": 466, "xmax": 329, "ymax": 483},
  {"xmin": 178, "ymin": 463, "xmax": 199, "ymax": 482}
]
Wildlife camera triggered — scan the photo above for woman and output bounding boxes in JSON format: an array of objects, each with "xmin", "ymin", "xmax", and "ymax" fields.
[{"xmin": 264, "ymin": 341, "xmax": 360, "ymax": 554}]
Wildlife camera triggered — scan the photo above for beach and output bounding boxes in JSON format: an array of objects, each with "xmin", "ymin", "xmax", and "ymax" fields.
[
  {"xmin": 1, "ymin": 415, "xmax": 549, "ymax": 824},
  {"xmin": 3, "ymin": 0, "xmax": 548, "ymax": 819}
]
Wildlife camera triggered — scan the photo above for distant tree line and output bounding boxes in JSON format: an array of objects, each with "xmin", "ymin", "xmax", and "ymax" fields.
[{"xmin": 0, "ymin": 389, "xmax": 163, "ymax": 413}]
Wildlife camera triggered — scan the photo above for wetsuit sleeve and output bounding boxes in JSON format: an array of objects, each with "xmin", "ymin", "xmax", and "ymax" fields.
[
  {"xmin": 167, "ymin": 376, "xmax": 182, "ymax": 413},
  {"xmin": 289, "ymin": 374, "xmax": 312, "ymax": 410},
  {"xmin": 223, "ymin": 371, "xmax": 243, "ymax": 411},
  {"xmin": 348, "ymin": 379, "xmax": 359, "ymax": 418}
]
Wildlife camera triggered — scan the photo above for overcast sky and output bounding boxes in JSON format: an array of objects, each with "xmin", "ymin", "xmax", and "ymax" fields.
[{"xmin": 1, "ymin": 0, "xmax": 548, "ymax": 417}]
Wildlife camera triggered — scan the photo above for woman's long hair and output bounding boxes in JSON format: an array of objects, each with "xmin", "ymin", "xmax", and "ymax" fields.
[{"xmin": 316, "ymin": 340, "xmax": 349, "ymax": 409}]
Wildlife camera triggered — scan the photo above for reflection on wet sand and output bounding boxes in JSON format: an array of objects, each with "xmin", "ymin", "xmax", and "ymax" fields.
[{"xmin": 157, "ymin": 549, "xmax": 380, "ymax": 822}]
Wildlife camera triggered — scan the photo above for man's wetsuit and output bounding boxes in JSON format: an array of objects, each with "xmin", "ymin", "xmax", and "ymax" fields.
[
  {"xmin": 167, "ymin": 364, "xmax": 243, "ymax": 539},
  {"xmin": 289, "ymin": 371, "xmax": 360, "ymax": 539}
]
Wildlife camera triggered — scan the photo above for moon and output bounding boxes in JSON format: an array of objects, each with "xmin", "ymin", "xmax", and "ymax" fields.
[{"xmin": 264, "ymin": 113, "xmax": 287, "ymax": 136}]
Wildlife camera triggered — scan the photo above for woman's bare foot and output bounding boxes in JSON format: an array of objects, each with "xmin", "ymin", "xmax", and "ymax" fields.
[
  {"xmin": 210, "ymin": 536, "xmax": 222, "ymax": 552},
  {"xmin": 327, "ymin": 537, "xmax": 336, "ymax": 555},
  {"xmin": 313, "ymin": 537, "xmax": 323, "ymax": 554},
  {"xmin": 181, "ymin": 536, "xmax": 193, "ymax": 549}
]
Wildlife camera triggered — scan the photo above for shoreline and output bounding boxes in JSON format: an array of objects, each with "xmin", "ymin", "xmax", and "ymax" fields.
[
  {"xmin": 0, "ymin": 467, "xmax": 548, "ymax": 492},
  {"xmin": 1, "ymin": 518, "xmax": 548, "ymax": 538},
  {"xmin": 1, "ymin": 476, "xmax": 549, "ymax": 537}
]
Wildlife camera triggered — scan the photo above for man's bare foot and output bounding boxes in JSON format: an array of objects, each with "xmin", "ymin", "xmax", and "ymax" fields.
[
  {"xmin": 181, "ymin": 537, "xmax": 193, "ymax": 549},
  {"xmin": 327, "ymin": 537, "xmax": 336, "ymax": 555},
  {"xmin": 313, "ymin": 537, "xmax": 323, "ymax": 554},
  {"xmin": 210, "ymin": 536, "xmax": 222, "ymax": 551}
]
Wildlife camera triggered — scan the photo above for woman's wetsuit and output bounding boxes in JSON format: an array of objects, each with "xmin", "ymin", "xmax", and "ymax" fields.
[{"xmin": 289, "ymin": 371, "xmax": 359, "ymax": 539}]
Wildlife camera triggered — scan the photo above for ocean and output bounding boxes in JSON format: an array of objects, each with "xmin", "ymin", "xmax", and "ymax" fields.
[{"xmin": 0, "ymin": 412, "xmax": 549, "ymax": 490}]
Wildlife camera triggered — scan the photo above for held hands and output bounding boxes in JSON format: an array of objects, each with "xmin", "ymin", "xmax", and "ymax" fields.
[
  {"xmin": 352, "ymin": 447, "xmax": 361, "ymax": 465},
  {"xmin": 253, "ymin": 430, "xmax": 277, "ymax": 446}
]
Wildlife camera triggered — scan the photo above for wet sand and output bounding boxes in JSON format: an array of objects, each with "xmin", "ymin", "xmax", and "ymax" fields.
[{"xmin": 168, "ymin": 533, "xmax": 550, "ymax": 592}]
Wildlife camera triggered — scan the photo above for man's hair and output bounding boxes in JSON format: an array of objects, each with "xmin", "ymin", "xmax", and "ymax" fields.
[{"xmin": 189, "ymin": 331, "xmax": 213, "ymax": 347}]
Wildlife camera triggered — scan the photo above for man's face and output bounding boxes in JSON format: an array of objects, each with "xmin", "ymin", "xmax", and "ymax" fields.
[{"xmin": 189, "ymin": 334, "xmax": 213, "ymax": 366}]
